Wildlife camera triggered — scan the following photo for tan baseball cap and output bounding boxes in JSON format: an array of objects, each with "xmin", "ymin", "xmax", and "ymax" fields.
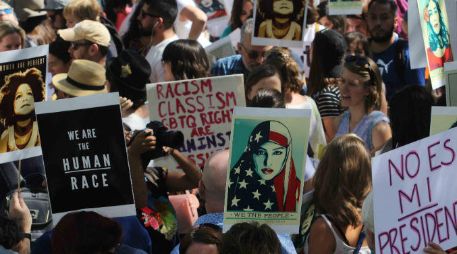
[{"xmin": 58, "ymin": 20, "xmax": 111, "ymax": 47}]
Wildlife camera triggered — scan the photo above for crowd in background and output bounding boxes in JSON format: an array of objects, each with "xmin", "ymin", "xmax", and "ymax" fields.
[{"xmin": 0, "ymin": 0, "xmax": 455, "ymax": 253}]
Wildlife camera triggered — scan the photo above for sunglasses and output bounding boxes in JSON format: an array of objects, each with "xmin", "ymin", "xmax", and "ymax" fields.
[
  {"xmin": 345, "ymin": 55, "xmax": 371, "ymax": 67},
  {"xmin": 239, "ymin": 43, "xmax": 266, "ymax": 60},
  {"xmin": 0, "ymin": 8, "xmax": 12, "ymax": 15},
  {"xmin": 139, "ymin": 9, "xmax": 160, "ymax": 19},
  {"xmin": 70, "ymin": 41, "xmax": 92, "ymax": 49},
  {"xmin": 344, "ymin": 55, "xmax": 376, "ymax": 85}
]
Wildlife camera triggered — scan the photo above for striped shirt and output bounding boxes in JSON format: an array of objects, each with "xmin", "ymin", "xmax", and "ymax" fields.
[{"xmin": 312, "ymin": 85, "xmax": 342, "ymax": 117}]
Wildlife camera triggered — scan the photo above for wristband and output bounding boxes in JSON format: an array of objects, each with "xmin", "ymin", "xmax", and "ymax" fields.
[{"xmin": 20, "ymin": 232, "xmax": 31, "ymax": 240}]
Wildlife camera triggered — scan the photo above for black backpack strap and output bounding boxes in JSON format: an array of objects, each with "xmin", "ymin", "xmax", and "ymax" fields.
[{"xmin": 394, "ymin": 38, "xmax": 408, "ymax": 86}]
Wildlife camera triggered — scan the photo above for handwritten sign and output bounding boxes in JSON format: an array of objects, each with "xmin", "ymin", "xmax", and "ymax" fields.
[
  {"xmin": 147, "ymin": 75, "xmax": 245, "ymax": 169},
  {"xmin": 372, "ymin": 127, "xmax": 457, "ymax": 253},
  {"xmin": 35, "ymin": 93, "xmax": 135, "ymax": 224}
]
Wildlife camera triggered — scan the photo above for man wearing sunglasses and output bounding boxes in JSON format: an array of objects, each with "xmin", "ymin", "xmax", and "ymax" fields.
[
  {"xmin": 58, "ymin": 20, "xmax": 111, "ymax": 66},
  {"xmin": 139, "ymin": 0, "xmax": 179, "ymax": 83},
  {"xmin": 0, "ymin": 1, "xmax": 18, "ymax": 25},
  {"xmin": 211, "ymin": 18, "xmax": 272, "ymax": 80}
]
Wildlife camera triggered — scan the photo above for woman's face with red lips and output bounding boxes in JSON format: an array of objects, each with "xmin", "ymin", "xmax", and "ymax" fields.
[{"xmin": 253, "ymin": 141, "xmax": 287, "ymax": 180}]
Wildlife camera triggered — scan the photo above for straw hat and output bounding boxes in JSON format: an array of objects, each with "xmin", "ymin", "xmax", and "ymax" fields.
[{"xmin": 52, "ymin": 59, "xmax": 107, "ymax": 97}]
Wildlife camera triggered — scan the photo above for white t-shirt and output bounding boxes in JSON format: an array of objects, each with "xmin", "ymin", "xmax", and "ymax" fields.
[
  {"xmin": 286, "ymin": 97, "xmax": 327, "ymax": 160},
  {"xmin": 145, "ymin": 35, "xmax": 179, "ymax": 83},
  {"xmin": 175, "ymin": 0, "xmax": 211, "ymax": 47}
]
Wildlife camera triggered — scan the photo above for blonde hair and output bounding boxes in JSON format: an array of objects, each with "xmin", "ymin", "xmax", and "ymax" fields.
[
  {"xmin": 313, "ymin": 134, "xmax": 372, "ymax": 228},
  {"xmin": 0, "ymin": 21, "xmax": 25, "ymax": 48},
  {"xmin": 63, "ymin": 0, "xmax": 101, "ymax": 22}
]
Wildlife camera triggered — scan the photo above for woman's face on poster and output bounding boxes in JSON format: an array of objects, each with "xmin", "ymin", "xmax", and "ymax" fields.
[
  {"xmin": 428, "ymin": 0, "xmax": 441, "ymax": 35},
  {"xmin": 14, "ymin": 83, "xmax": 34, "ymax": 116},
  {"xmin": 253, "ymin": 141, "xmax": 287, "ymax": 180},
  {"xmin": 273, "ymin": 0, "xmax": 293, "ymax": 16}
]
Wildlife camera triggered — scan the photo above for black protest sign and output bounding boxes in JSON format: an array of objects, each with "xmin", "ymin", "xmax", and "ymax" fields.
[{"xmin": 35, "ymin": 93, "xmax": 135, "ymax": 221}]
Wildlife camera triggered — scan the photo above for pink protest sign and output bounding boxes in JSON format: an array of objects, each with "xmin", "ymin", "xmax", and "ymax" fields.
[{"xmin": 372, "ymin": 127, "xmax": 457, "ymax": 253}]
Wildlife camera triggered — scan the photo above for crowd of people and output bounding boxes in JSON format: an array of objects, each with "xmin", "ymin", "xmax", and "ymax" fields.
[{"xmin": 0, "ymin": 0, "xmax": 455, "ymax": 253}]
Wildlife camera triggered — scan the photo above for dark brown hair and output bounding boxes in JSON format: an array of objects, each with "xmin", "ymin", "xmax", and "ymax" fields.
[
  {"xmin": 51, "ymin": 211, "xmax": 122, "ymax": 254},
  {"xmin": 162, "ymin": 39, "xmax": 209, "ymax": 80},
  {"xmin": 180, "ymin": 224, "xmax": 223, "ymax": 253},
  {"xmin": 221, "ymin": 222, "xmax": 280, "ymax": 254},
  {"xmin": 228, "ymin": 0, "xmax": 253, "ymax": 30}
]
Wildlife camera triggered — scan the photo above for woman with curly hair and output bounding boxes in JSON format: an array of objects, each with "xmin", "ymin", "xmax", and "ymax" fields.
[
  {"xmin": 0, "ymin": 68, "xmax": 45, "ymax": 152},
  {"xmin": 265, "ymin": 47, "xmax": 326, "ymax": 159},
  {"xmin": 161, "ymin": 39, "xmax": 209, "ymax": 81},
  {"xmin": 306, "ymin": 134, "xmax": 372, "ymax": 253}
]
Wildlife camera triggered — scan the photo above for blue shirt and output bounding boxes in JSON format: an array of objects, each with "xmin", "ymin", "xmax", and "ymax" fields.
[
  {"xmin": 170, "ymin": 213, "xmax": 297, "ymax": 254},
  {"xmin": 372, "ymin": 36, "xmax": 425, "ymax": 100},
  {"xmin": 211, "ymin": 55, "xmax": 249, "ymax": 78}
]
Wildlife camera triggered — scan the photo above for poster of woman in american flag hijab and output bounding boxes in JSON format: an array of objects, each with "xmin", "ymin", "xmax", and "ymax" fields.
[{"xmin": 223, "ymin": 107, "xmax": 311, "ymax": 234}]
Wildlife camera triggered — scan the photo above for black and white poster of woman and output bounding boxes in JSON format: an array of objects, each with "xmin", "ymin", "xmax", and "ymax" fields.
[
  {"xmin": 418, "ymin": 0, "xmax": 454, "ymax": 89},
  {"xmin": 223, "ymin": 107, "xmax": 310, "ymax": 234},
  {"xmin": 0, "ymin": 45, "xmax": 48, "ymax": 164},
  {"xmin": 252, "ymin": 0, "xmax": 307, "ymax": 48}
]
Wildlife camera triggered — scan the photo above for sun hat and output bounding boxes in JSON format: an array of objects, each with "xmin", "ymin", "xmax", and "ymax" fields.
[{"xmin": 52, "ymin": 59, "xmax": 107, "ymax": 97}]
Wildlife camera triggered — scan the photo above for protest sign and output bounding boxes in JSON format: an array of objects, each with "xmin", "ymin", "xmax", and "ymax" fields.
[
  {"xmin": 430, "ymin": 106, "xmax": 457, "ymax": 135},
  {"xmin": 195, "ymin": 0, "xmax": 227, "ymax": 20},
  {"xmin": 223, "ymin": 107, "xmax": 310, "ymax": 234},
  {"xmin": 409, "ymin": 0, "xmax": 428, "ymax": 69},
  {"xmin": 205, "ymin": 35, "xmax": 236, "ymax": 66},
  {"xmin": 252, "ymin": 0, "xmax": 307, "ymax": 48},
  {"xmin": 147, "ymin": 75, "xmax": 246, "ymax": 169},
  {"xmin": 372, "ymin": 127, "xmax": 457, "ymax": 253},
  {"xmin": 0, "ymin": 45, "xmax": 48, "ymax": 163},
  {"xmin": 445, "ymin": 0, "xmax": 457, "ymax": 57},
  {"xmin": 329, "ymin": 0, "xmax": 363, "ymax": 15},
  {"xmin": 445, "ymin": 61, "xmax": 457, "ymax": 106},
  {"xmin": 417, "ymin": 0, "xmax": 454, "ymax": 89},
  {"xmin": 195, "ymin": 0, "xmax": 230, "ymax": 38},
  {"xmin": 35, "ymin": 93, "xmax": 135, "ymax": 224}
]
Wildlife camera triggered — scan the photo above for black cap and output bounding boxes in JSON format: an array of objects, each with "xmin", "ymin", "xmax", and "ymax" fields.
[
  {"xmin": 313, "ymin": 29, "xmax": 347, "ymax": 78},
  {"xmin": 107, "ymin": 49, "xmax": 151, "ymax": 108}
]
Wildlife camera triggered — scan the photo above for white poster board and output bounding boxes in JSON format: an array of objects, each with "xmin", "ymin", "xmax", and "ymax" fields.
[
  {"xmin": 146, "ymin": 75, "xmax": 246, "ymax": 169},
  {"xmin": 409, "ymin": 0, "xmax": 428, "ymax": 69},
  {"xmin": 372, "ymin": 128, "xmax": 457, "ymax": 253}
]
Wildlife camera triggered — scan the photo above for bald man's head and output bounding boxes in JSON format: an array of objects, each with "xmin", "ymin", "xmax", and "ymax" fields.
[{"xmin": 200, "ymin": 149, "xmax": 229, "ymax": 213}]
